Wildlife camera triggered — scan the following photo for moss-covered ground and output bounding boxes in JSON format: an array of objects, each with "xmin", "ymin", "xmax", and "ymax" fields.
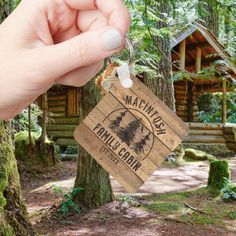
[{"xmin": 143, "ymin": 187, "xmax": 236, "ymax": 229}]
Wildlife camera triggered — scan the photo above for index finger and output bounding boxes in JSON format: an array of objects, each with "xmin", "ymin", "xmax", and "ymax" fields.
[{"xmin": 65, "ymin": 0, "xmax": 131, "ymax": 34}]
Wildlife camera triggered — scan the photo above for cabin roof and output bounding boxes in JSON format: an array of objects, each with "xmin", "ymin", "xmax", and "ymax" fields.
[{"xmin": 171, "ymin": 23, "xmax": 236, "ymax": 86}]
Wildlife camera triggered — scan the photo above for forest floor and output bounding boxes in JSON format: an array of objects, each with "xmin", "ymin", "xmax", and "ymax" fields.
[{"xmin": 20, "ymin": 158, "xmax": 236, "ymax": 236}]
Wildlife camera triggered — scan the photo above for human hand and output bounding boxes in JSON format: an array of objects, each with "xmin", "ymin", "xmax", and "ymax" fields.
[{"xmin": 0, "ymin": 0, "xmax": 130, "ymax": 120}]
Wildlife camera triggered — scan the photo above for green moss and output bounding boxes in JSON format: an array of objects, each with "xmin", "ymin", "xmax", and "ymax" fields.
[
  {"xmin": 183, "ymin": 144, "xmax": 235, "ymax": 157},
  {"xmin": 179, "ymin": 213, "xmax": 224, "ymax": 225},
  {"xmin": 0, "ymin": 223, "xmax": 15, "ymax": 236},
  {"xmin": 0, "ymin": 121, "xmax": 34, "ymax": 235},
  {"xmin": 155, "ymin": 191, "xmax": 192, "ymax": 201},
  {"xmin": 208, "ymin": 160, "xmax": 230, "ymax": 190},
  {"xmin": 0, "ymin": 123, "xmax": 16, "ymax": 212},
  {"xmin": 184, "ymin": 148, "xmax": 216, "ymax": 161},
  {"xmin": 145, "ymin": 202, "xmax": 183, "ymax": 213},
  {"xmin": 14, "ymin": 130, "xmax": 38, "ymax": 143},
  {"xmin": 15, "ymin": 131, "xmax": 56, "ymax": 168},
  {"xmin": 227, "ymin": 211, "xmax": 236, "ymax": 220}
]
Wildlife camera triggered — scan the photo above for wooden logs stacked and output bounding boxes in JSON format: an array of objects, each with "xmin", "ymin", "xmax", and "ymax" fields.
[
  {"xmin": 48, "ymin": 88, "xmax": 67, "ymax": 117},
  {"xmin": 174, "ymin": 81, "xmax": 200, "ymax": 122},
  {"xmin": 223, "ymin": 124, "xmax": 236, "ymax": 152}
]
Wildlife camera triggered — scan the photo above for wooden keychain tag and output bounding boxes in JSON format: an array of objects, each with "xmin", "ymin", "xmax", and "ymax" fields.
[{"xmin": 74, "ymin": 38, "xmax": 189, "ymax": 193}]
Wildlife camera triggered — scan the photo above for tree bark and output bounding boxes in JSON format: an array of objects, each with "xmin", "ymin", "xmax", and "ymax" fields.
[
  {"xmin": 39, "ymin": 92, "xmax": 48, "ymax": 144},
  {"xmin": 198, "ymin": 0, "xmax": 219, "ymax": 36},
  {"xmin": 0, "ymin": 1, "xmax": 34, "ymax": 235},
  {"xmin": 28, "ymin": 105, "xmax": 32, "ymax": 145},
  {"xmin": 144, "ymin": 0, "xmax": 175, "ymax": 111},
  {"xmin": 74, "ymin": 80, "xmax": 114, "ymax": 208},
  {"xmin": 0, "ymin": 121, "xmax": 35, "ymax": 236}
]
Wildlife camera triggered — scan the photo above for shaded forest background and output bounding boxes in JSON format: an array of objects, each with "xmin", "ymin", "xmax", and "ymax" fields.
[{"xmin": 0, "ymin": 0, "xmax": 236, "ymax": 235}]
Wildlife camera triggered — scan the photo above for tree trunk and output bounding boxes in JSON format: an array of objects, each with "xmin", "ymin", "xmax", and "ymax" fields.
[
  {"xmin": 0, "ymin": 121, "xmax": 35, "ymax": 236},
  {"xmin": 40, "ymin": 92, "xmax": 48, "ymax": 143},
  {"xmin": 28, "ymin": 105, "xmax": 32, "ymax": 145},
  {"xmin": 74, "ymin": 80, "xmax": 114, "ymax": 208},
  {"xmin": 144, "ymin": 0, "xmax": 175, "ymax": 111},
  {"xmin": 207, "ymin": 160, "xmax": 230, "ymax": 190},
  {"xmin": 0, "ymin": 1, "xmax": 34, "ymax": 235},
  {"xmin": 198, "ymin": 0, "xmax": 219, "ymax": 36}
]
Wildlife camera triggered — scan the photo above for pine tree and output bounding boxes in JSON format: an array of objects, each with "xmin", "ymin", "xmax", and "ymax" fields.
[
  {"xmin": 117, "ymin": 118, "xmax": 142, "ymax": 146},
  {"xmin": 109, "ymin": 110, "xmax": 127, "ymax": 133},
  {"xmin": 134, "ymin": 132, "xmax": 151, "ymax": 155}
]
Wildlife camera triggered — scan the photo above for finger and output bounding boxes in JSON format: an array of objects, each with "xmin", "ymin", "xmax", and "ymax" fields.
[
  {"xmin": 65, "ymin": 0, "xmax": 131, "ymax": 34},
  {"xmin": 53, "ymin": 24, "xmax": 80, "ymax": 44},
  {"xmin": 78, "ymin": 10, "xmax": 108, "ymax": 32},
  {"xmin": 64, "ymin": 0, "xmax": 98, "ymax": 10},
  {"xmin": 56, "ymin": 61, "xmax": 104, "ymax": 87},
  {"xmin": 31, "ymin": 26, "xmax": 123, "ymax": 82}
]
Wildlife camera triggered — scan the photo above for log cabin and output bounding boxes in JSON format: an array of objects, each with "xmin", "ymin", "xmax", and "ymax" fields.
[{"xmin": 36, "ymin": 23, "xmax": 236, "ymax": 153}]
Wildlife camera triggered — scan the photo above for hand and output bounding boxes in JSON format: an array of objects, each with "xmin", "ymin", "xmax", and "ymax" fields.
[{"xmin": 0, "ymin": 0, "xmax": 130, "ymax": 120}]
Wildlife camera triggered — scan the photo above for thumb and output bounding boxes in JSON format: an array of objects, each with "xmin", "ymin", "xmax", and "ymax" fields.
[{"xmin": 32, "ymin": 27, "xmax": 123, "ymax": 82}]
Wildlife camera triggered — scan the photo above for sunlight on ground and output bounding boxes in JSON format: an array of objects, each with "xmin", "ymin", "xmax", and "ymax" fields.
[{"xmin": 30, "ymin": 178, "xmax": 75, "ymax": 194}]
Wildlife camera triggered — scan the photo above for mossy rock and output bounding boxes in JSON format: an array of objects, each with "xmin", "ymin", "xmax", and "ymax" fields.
[
  {"xmin": 184, "ymin": 148, "xmax": 215, "ymax": 161},
  {"xmin": 208, "ymin": 160, "xmax": 230, "ymax": 190},
  {"xmin": 183, "ymin": 144, "xmax": 234, "ymax": 157},
  {"xmin": 15, "ymin": 131, "xmax": 56, "ymax": 170}
]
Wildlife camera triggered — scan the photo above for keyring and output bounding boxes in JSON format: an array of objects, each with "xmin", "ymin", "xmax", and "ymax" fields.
[
  {"xmin": 124, "ymin": 35, "xmax": 135, "ymax": 67},
  {"xmin": 106, "ymin": 35, "xmax": 135, "ymax": 68},
  {"xmin": 100, "ymin": 35, "xmax": 135, "ymax": 91}
]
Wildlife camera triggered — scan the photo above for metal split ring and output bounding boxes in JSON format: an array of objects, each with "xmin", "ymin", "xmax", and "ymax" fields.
[
  {"xmin": 106, "ymin": 35, "xmax": 135, "ymax": 67},
  {"xmin": 124, "ymin": 35, "xmax": 135, "ymax": 66}
]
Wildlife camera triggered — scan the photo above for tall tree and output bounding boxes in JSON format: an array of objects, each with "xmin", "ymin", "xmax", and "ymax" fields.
[
  {"xmin": 74, "ymin": 80, "xmax": 113, "ymax": 208},
  {"xmin": 0, "ymin": 121, "xmax": 35, "ymax": 236},
  {"xmin": 0, "ymin": 2, "xmax": 34, "ymax": 235},
  {"xmin": 198, "ymin": 0, "xmax": 220, "ymax": 36},
  {"xmin": 144, "ymin": 0, "xmax": 175, "ymax": 110}
]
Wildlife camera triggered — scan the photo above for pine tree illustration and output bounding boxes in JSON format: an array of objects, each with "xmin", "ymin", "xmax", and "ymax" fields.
[
  {"xmin": 134, "ymin": 132, "xmax": 151, "ymax": 154},
  {"xmin": 109, "ymin": 110, "xmax": 127, "ymax": 133},
  {"xmin": 117, "ymin": 118, "xmax": 142, "ymax": 146}
]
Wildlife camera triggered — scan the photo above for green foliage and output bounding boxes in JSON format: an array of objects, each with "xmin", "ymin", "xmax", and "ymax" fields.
[
  {"xmin": 220, "ymin": 177, "xmax": 236, "ymax": 201},
  {"xmin": 13, "ymin": 103, "xmax": 42, "ymax": 134},
  {"xmin": 198, "ymin": 92, "xmax": 236, "ymax": 123},
  {"xmin": 53, "ymin": 187, "xmax": 84, "ymax": 215},
  {"xmin": 122, "ymin": 0, "xmax": 173, "ymax": 79},
  {"xmin": 143, "ymin": 187, "xmax": 235, "ymax": 227},
  {"xmin": 227, "ymin": 211, "xmax": 236, "ymax": 220},
  {"xmin": 121, "ymin": 0, "xmax": 236, "ymax": 83},
  {"xmin": 15, "ymin": 131, "xmax": 39, "ymax": 144},
  {"xmin": 119, "ymin": 194, "xmax": 140, "ymax": 206},
  {"xmin": 52, "ymin": 185, "xmax": 64, "ymax": 196}
]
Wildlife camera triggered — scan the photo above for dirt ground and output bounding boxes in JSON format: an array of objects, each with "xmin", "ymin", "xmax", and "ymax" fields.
[{"xmin": 21, "ymin": 158, "xmax": 236, "ymax": 236}]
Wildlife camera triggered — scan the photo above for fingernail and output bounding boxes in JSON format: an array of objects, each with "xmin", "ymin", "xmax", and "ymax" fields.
[{"xmin": 102, "ymin": 28, "xmax": 123, "ymax": 51}]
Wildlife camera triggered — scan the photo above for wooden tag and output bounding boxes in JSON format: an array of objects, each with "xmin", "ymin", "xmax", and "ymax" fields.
[{"xmin": 74, "ymin": 76, "xmax": 189, "ymax": 192}]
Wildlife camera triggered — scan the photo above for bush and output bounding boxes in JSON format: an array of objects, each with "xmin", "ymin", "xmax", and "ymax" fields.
[
  {"xmin": 220, "ymin": 178, "xmax": 236, "ymax": 201},
  {"xmin": 198, "ymin": 92, "xmax": 236, "ymax": 123}
]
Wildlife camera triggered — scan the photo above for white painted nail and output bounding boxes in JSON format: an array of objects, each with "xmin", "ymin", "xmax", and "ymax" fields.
[{"xmin": 102, "ymin": 28, "xmax": 123, "ymax": 51}]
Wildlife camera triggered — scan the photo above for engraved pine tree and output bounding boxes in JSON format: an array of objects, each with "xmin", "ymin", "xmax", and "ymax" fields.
[
  {"xmin": 134, "ymin": 132, "xmax": 151, "ymax": 154},
  {"xmin": 109, "ymin": 110, "xmax": 127, "ymax": 133},
  {"xmin": 117, "ymin": 118, "xmax": 142, "ymax": 146}
]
